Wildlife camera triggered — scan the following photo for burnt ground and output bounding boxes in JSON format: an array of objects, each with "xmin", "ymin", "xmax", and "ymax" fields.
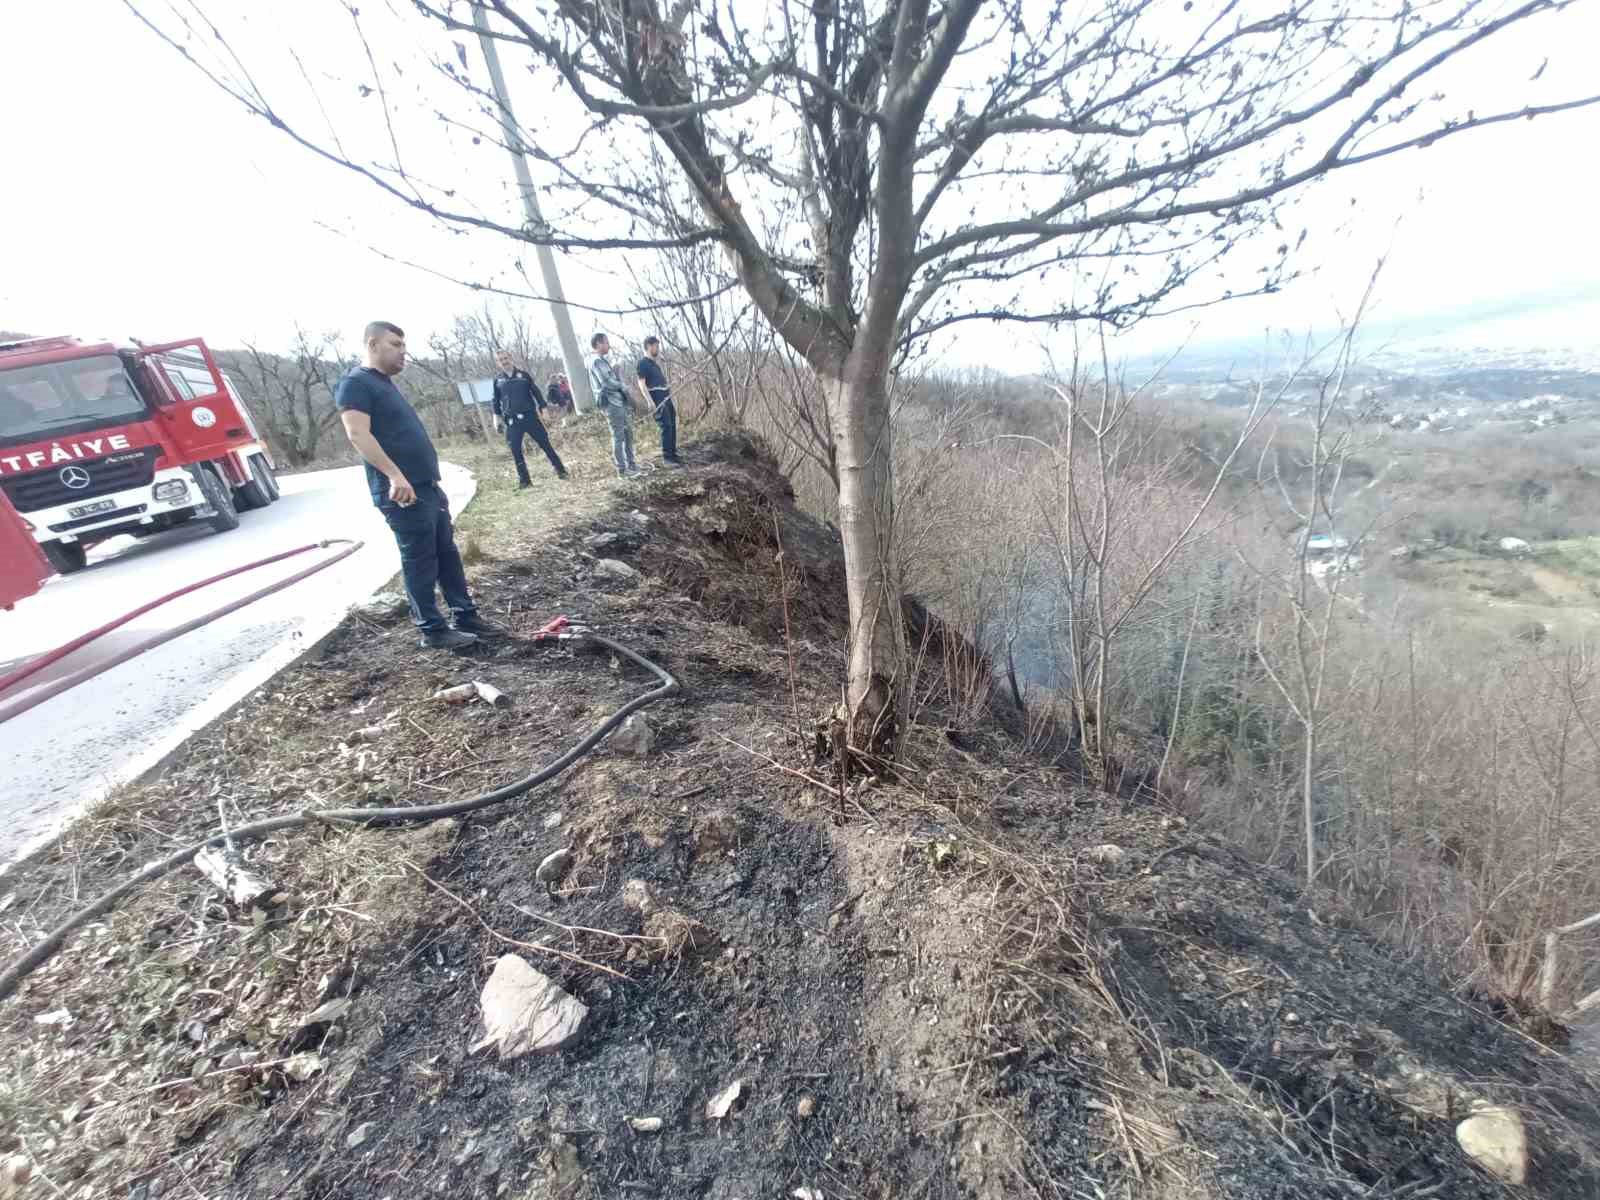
[{"xmin": 1, "ymin": 428, "xmax": 1599, "ymax": 1200}]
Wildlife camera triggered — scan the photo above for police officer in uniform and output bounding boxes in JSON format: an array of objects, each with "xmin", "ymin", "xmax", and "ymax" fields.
[{"xmin": 492, "ymin": 350, "xmax": 567, "ymax": 487}]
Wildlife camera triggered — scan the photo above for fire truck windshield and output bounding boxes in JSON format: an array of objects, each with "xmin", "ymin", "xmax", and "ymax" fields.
[{"xmin": 0, "ymin": 355, "xmax": 147, "ymax": 449}]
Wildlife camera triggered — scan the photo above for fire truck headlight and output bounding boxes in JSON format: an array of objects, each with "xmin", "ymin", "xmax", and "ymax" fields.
[{"xmin": 153, "ymin": 480, "xmax": 190, "ymax": 503}]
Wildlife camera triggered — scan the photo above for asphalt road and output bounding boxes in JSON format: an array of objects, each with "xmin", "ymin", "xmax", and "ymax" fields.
[{"xmin": 0, "ymin": 462, "xmax": 475, "ymax": 872}]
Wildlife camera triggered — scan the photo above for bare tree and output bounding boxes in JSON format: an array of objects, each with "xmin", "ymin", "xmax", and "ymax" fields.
[
  {"xmin": 1243, "ymin": 293, "xmax": 1383, "ymax": 887},
  {"xmin": 229, "ymin": 329, "xmax": 351, "ymax": 467},
  {"xmin": 127, "ymin": 0, "xmax": 1600, "ymax": 755}
]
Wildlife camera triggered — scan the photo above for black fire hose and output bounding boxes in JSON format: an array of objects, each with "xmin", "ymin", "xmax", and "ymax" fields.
[{"xmin": 0, "ymin": 633, "xmax": 679, "ymax": 1004}]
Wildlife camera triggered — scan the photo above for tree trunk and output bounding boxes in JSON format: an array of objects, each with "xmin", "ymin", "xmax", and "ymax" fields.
[{"xmin": 828, "ymin": 364, "xmax": 903, "ymax": 756}]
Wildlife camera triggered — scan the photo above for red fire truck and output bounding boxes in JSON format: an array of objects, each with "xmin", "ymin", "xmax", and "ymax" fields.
[{"xmin": 0, "ymin": 334, "xmax": 279, "ymax": 580}]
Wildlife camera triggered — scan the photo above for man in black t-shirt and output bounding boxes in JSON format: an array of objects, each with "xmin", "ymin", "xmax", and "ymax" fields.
[
  {"xmin": 636, "ymin": 336, "xmax": 681, "ymax": 466},
  {"xmin": 491, "ymin": 350, "xmax": 567, "ymax": 487},
  {"xmin": 336, "ymin": 320, "xmax": 503, "ymax": 651}
]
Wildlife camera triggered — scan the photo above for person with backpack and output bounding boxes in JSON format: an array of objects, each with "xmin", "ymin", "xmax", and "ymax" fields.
[
  {"xmin": 588, "ymin": 333, "xmax": 641, "ymax": 478},
  {"xmin": 491, "ymin": 350, "xmax": 567, "ymax": 487}
]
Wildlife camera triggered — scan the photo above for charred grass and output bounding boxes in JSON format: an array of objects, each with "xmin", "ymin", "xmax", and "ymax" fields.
[{"xmin": 0, "ymin": 431, "xmax": 1597, "ymax": 1200}]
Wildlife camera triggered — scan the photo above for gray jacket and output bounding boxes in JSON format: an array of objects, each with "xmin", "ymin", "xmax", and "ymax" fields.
[{"xmin": 589, "ymin": 354, "xmax": 629, "ymax": 409}]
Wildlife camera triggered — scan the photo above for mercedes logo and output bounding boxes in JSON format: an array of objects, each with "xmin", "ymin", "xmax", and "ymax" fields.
[{"xmin": 59, "ymin": 465, "xmax": 92, "ymax": 490}]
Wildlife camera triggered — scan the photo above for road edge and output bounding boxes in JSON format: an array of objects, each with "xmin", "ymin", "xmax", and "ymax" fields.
[{"xmin": 0, "ymin": 462, "xmax": 477, "ymax": 881}]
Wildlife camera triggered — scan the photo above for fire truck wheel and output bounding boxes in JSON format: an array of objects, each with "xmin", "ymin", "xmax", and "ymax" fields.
[
  {"xmin": 236, "ymin": 455, "xmax": 277, "ymax": 510},
  {"xmin": 199, "ymin": 465, "xmax": 241, "ymax": 534},
  {"xmin": 256, "ymin": 456, "xmax": 281, "ymax": 503},
  {"xmin": 42, "ymin": 540, "xmax": 88, "ymax": 574},
  {"xmin": 235, "ymin": 464, "xmax": 269, "ymax": 512}
]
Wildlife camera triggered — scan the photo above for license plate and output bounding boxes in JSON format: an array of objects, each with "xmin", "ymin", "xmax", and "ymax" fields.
[{"xmin": 67, "ymin": 499, "xmax": 116, "ymax": 519}]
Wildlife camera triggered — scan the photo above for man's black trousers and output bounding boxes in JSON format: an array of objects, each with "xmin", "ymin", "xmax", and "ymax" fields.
[{"xmin": 505, "ymin": 414, "xmax": 565, "ymax": 482}]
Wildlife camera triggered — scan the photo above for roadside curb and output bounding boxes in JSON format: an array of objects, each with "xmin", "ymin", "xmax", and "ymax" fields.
[{"xmin": 0, "ymin": 462, "xmax": 477, "ymax": 881}]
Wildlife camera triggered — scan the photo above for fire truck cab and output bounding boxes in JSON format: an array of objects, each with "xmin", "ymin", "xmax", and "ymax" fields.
[{"xmin": 0, "ymin": 334, "xmax": 279, "ymax": 575}]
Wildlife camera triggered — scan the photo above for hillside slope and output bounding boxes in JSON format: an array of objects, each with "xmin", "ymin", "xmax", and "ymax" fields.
[{"xmin": 1, "ymin": 431, "xmax": 1597, "ymax": 1200}]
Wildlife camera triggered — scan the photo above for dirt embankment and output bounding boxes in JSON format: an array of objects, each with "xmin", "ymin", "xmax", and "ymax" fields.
[{"xmin": 1, "ymin": 431, "xmax": 1598, "ymax": 1200}]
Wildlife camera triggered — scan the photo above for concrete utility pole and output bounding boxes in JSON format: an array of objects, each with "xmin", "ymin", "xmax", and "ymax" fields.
[{"xmin": 472, "ymin": 3, "xmax": 593, "ymax": 412}]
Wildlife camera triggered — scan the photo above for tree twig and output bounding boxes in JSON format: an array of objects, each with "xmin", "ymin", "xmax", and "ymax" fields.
[{"xmin": 406, "ymin": 862, "xmax": 631, "ymax": 981}]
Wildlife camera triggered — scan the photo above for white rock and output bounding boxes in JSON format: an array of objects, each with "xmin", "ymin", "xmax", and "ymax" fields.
[
  {"xmin": 471, "ymin": 955, "xmax": 588, "ymax": 1059},
  {"xmin": 609, "ymin": 714, "xmax": 654, "ymax": 756},
  {"xmin": 283, "ymin": 1052, "xmax": 324, "ymax": 1082},
  {"xmin": 1086, "ymin": 844, "xmax": 1126, "ymax": 866},
  {"xmin": 627, "ymin": 1117, "xmax": 663, "ymax": 1133},
  {"xmin": 356, "ymin": 591, "xmax": 409, "ymax": 619},
  {"xmin": 347, "ymin": 1122, "xmax": 376, "ymax": 1150},
  {"xmin": 543, "ymin": 811, "xmax": 564, "ymax": 830},
  {"xmin": 536, "ymin": 847, "xmax": 574, "ymax": 886},
  {"xmin": 706, "ymin": 1078, "xmax": 744, "ymax": 1119},
  {"xmin": 1, "ymin": 1154, "xmax": 33, "ymax": 1197},
  {"xmin": 1498, "ymin": 537, "xmax": 1531, "ymax": 556},
  {"xmin": 592, "ymin": 558, "xmax": 641, "ymax": 584},
  {"xmin": 1456, "ymin": 1105, "xmax": 1527, "ymax": 1185},
  {"xmin": 303, "ymin": 997, "xmax": 352, "ymax": 1026}
]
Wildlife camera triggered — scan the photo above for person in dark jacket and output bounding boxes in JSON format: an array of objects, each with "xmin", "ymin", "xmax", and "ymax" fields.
[
  {"xmin": 336, "ymin": 320, "xmax": 502, "ymax": 651},
  {"xmin": 492, "ymin": 350, "xmax": 567, "ymax": 487},
  {"xmin": 635, "ymin": 336, "xmax": 681, "ymax": 466},
  {"xmin": 546, "ymin": 372, "xmax": 573, "ymax": 414}
]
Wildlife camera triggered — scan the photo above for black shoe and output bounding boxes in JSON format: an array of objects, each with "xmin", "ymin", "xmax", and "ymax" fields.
[
  {"xmin": 664, "ymin": 457, "xmax": 685, "ymax": 468},
  {"xmin": 421, "ymin": 628, "xmax": 479, "ymax": 651},
  {"xmin": 556, "ymin": 469, "xmax": 570, "ymax": 480},
  {"xmin": 517, "ymin": 479, "xmax": 532, "ymax": 490},
  {"xmin": 453, "ymin": 615, "xmax": 507, "ymax": 638}
]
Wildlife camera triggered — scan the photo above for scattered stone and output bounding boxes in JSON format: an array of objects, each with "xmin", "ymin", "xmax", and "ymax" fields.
[
  {"xmin": 537, "ymin": 847, "xmax": 575, "ymax": 888},
  {"xmin": 303, "ymin": 997, "xmax": 352, "ymax": 1026},
  {"xmin": 432, "ymin": 683, "xmax": 477, "ymax": 705},
  {"xmin": 692, "ymin": 808, "xmax": 740, "ymax": 855},
  {"xmin": 1456, "ymin": 1105, "xmax": 1527, "ymax": 1186},
  {"xmin": 1, "ymin": 1154, "xmax": 33, "ymax": 1196},
  {"xmin": 584, "ymin": 531, "xmax": 633, "ymax": 553},
  {"xmin": 356, "ymin": 591, "xmax": 408, "ymax": 620},
  {"xmin": 544, "ymin": 811, "xmax": 563, "ymax": 831},
  {"xmin": 1086, "ymin": 844, "xmax": 1126, "ymax": 867},
  {"xmin": 793, "ymin": 1189, "xmax": 823, "ymax": 1200},
  {"xmin": 592, "ymin": 558, "xmax": 641, "ymax": 585},
  {"xmin": 32, "ymin": 1008, "xmax": 71, "ymax": 1027},
  {"xmin": 796, "ymin": 1095, "xmax": 816, "ymax": 1120},
  {"xmin": 609, "ymin": 714, "xmax": 654, "ymax": 756},
  {"xmin": 283, "ymin": 1052, "xmax": 324, "ymax": 1082},
  {"xmin": 623, "ymin": 879, "xmax": 660, "ymax": 916},
  {"xmin": 627, "ymin": 1117, "xmax": 664, "ymax": 1134},
  {"xmin": 472, "ymin": 954, "xmax": 588, "ymax": 1058},
  {"xmin": 706, "ymin": 1078, "xmax": 744, "ymax": 1120},
  {"xmin": 347, "ymin": 1122, "xmax": 375, "ymax": 1150}
]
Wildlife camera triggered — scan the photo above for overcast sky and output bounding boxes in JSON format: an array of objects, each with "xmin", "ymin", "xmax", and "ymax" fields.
[{"xmin": 2, "ymin": 1, "xmax": 1596, "ymax": 368}]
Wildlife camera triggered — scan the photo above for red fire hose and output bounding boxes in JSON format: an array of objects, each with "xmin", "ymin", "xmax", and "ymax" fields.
[{"xmin": 0, "ymin": 539, "xmax": 364, "ymax": 726}]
